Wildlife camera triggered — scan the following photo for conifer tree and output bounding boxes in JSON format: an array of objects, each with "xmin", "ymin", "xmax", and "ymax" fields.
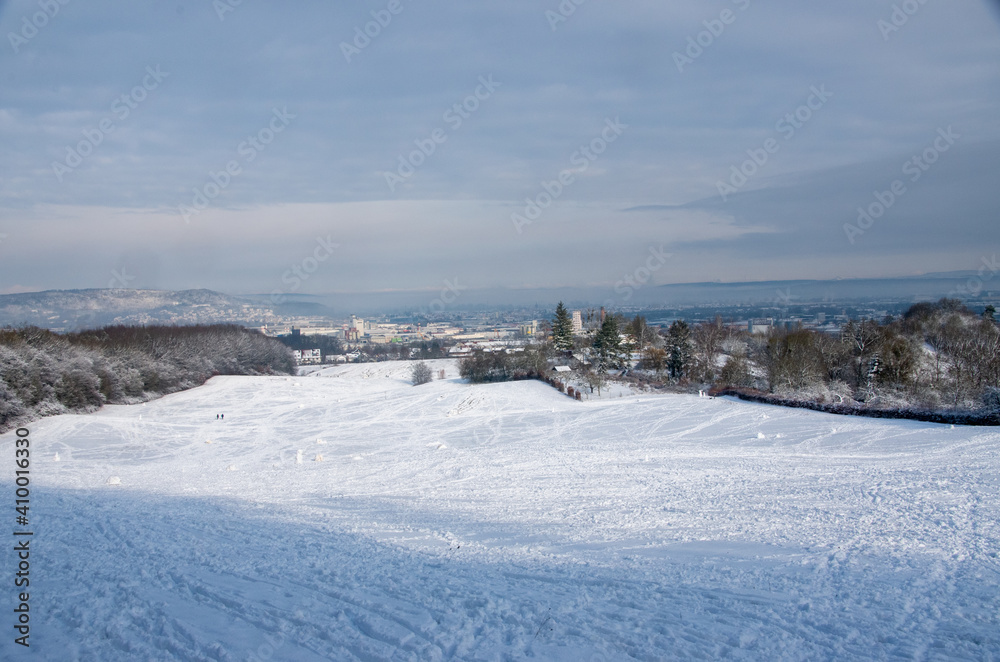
[
  {"xmin": 666, "ymin": 320, "xmax": 692, "ymax": 380},
  {"xmin": 552, "ymin": 301, "xmax": 574, "ymax": 351},
  {"xmin": 593, "ymin": 315, "xmax": 623, "ymax": 371}
]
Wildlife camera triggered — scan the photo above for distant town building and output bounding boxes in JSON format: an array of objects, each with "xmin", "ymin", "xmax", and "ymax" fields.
[
  {"xmin": 572, "ymin": 310, "xmax": 583, "ymax": 334},
  {"xmin": 292, "ymin": 348, "xmax": 322, "ymax": 364},
  {"xmin": 519, "ymin": 320, "xmax": 538, "ymax": 336},
  {"xmin": 748, "ymin": 318, "xmax": 775, "ymax": 334}
]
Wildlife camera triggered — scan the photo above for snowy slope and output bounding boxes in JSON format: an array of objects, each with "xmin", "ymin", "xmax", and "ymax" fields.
[{"xmin": 1, "ymin": 359, "xmax": 998, "ymax": 660}]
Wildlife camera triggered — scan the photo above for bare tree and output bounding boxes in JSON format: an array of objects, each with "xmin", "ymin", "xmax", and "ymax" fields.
[
  {"xmin": 692, "ymin": 317, "xmax": 725, "ymax": 381},
  {"xmin": 411, "ymin": 361, "xmax": 433, "ymax": 386}
]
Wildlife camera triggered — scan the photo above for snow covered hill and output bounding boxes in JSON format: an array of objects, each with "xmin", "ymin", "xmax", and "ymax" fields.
[{"xmin": 2, "ymin": 359, "xmax": 998, "ymax": 660}]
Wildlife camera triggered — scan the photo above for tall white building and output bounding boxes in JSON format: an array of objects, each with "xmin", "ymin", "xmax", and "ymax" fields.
[{"xmin": 571, "ymin": 310, "xmax": 583, "ymax": 334}]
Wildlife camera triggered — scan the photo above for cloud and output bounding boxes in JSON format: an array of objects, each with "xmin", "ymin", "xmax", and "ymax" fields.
[{"xmin": 0, "ymin": 0, "xmax": 998, "ymax": 295}]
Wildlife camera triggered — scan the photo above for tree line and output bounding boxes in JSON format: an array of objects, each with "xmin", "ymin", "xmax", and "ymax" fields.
[
  {"xmin": 466, "ymin": 299, "xmax": 1000, "ymax": 415},
  {"xmin": 0, "ymin": 324, "xmax": 294, "ymax": 432}
]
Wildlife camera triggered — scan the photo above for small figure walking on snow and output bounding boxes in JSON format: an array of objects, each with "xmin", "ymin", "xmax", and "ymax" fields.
[
  {"xmin": 220, "ymin": 414, "xmax": 224, "ymax": 420},
  {"xmin": 216, "ymin": 414, "xmax": 219, "ymax": 420}
]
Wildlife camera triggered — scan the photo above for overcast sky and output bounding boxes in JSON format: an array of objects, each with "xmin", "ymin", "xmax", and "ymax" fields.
[{"xmin": 1, "ymin": 0, "xmax": 999, "ymax": 298}]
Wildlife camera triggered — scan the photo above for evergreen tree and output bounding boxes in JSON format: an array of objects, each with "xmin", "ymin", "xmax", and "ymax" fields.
[
  {"xmin": 593, "ymin": 315, "xmax": 623, "ymax": 372},
  {"xmin": 552, "ymin": 302, "xmax": 574, "ymax": 351},
  {"xmin": 666, "ymin": 320, "xmax": 692, "ymax": 380}
]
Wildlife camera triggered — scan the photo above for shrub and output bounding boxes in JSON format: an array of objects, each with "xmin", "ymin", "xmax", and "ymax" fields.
[{"xmin": 411, "ymin": 362, "xmax": 433, "ymax": 386}]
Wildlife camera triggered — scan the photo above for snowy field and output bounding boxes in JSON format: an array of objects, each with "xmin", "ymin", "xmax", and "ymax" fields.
[{"xmin": 2, "ymin": 359, "xmax": 999, "ymax": 661}]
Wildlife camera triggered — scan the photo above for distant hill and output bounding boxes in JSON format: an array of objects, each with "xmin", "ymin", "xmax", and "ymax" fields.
[
  {"xmin": 0, "ymin": 289, "xmax": 288, "ymax": 331},
  {"xmin": 293, "ymin": 272, "xmax": 997, "ymax": 313},
  {"xmin": 2, "ymin": 270, "xmax": 995, "ymax": 330}
]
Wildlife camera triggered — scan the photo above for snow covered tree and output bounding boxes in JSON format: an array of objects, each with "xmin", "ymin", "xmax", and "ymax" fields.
[
  {"xmin": 762, "ymin": 329, "xmax": 823, "ymax": 393},
  {"xmin": 718, "ymin": 352, "xmax": 753, "ymax": 388},
  {"xmin": 841, "ymin": 319, "xmax": 882, "ymax": 390},
  {"xmin": 411, "ymin": 362, "xmax": 433, "ymax": 386},
  {"xmin": 665, "ymin": 320, "xmax": 692, "ymax": 380},
  {"xmin": 517, "ymin": 342, "xmax": 551, "ymax": 376},
  {"xmin": 641, "ymin": 346, "xmax": 668, "ymax": 373},
  {"xmin": 691, "ymin": 318, "xmax": 725, "ymax": 381},
  {"xmin": 593, "ymin": 315, "xmax": 623, "ymax": 372},
  {"xmin": 582, "ymin": 367, "xmax": 605, "ymax": 396},
  {"xmin": 551, "ymin": 302, "xmax": 574, "ymax": 351},
  {"xmin": 625, "ymin": 315, "xmax": 656, "ymax": 350}
]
